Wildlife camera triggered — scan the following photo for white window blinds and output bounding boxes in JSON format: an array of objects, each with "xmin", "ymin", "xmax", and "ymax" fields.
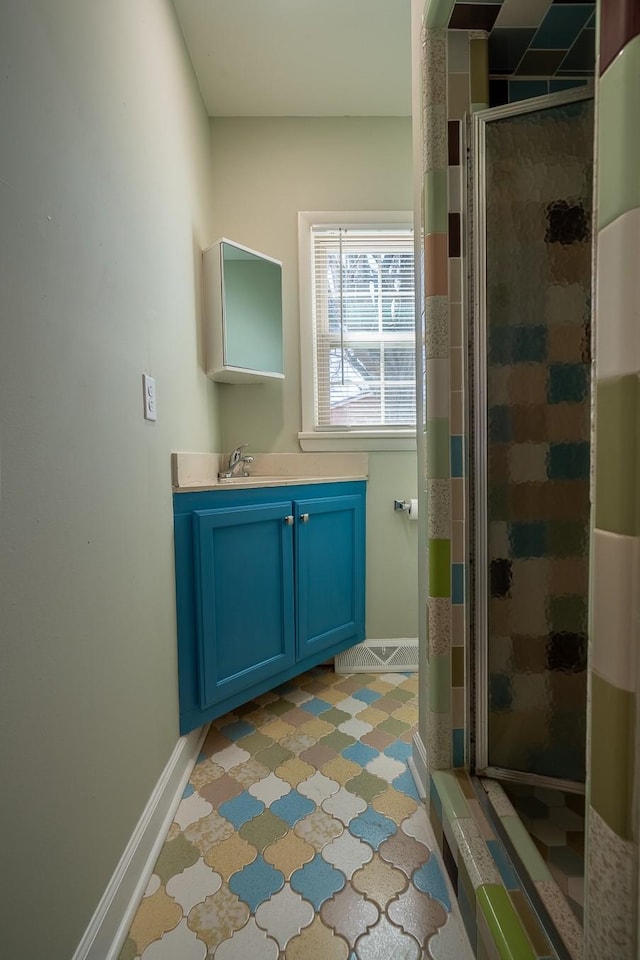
[{"xmin": 310, "ymin": 225, "xmax": 416, "ymax": 430}]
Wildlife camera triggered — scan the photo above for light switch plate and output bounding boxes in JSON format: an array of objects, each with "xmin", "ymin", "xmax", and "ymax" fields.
[{"xmin": 143, "ymin": 373, "xmax": 157, "ymax": 421}]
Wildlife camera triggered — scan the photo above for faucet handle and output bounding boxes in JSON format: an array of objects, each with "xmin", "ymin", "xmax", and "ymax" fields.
[{"xmin": 229, "ymin": 443, "xmax": 249, "ymax": 465}]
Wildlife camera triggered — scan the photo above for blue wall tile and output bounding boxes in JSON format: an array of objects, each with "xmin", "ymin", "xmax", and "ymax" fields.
[
  {"xmin": 489, "ymin": 27, "xmax": 536, "ymax": 73},
  {"xmin": 430, "ymin": 777, "xmax": 443, "ymax": 820},
  {"xmin": 453, "ymin": 727, "xmax": 465, "ymax": 767},
  {"xmin": 531, "ymin": 4, "xmax": 594, "ymax": 49},
  {"xmin": 509, "ymin": 521, "xmax": 547, "ymax": 558},
  {"xmin": 452, "ymin": 563, "xmax": 465, "ymax": 604},
  {"xmin": 487, "ymin": 839, "xmax": 521, "ymax": 890},
  {"xmin": 548, "ymin": 363, "xmax": 589, "ymax": 404},
  {"xmin": 550, "ymin": 78, "xmax": 588, "ymax": 92},
  {"xmin": 457, "ymin": 874, "xmax": 477, "ymax": 948},
  {"xmin": 512, "ymin": 325, "xmax": 547, "ymax": 363},
  {"xmin": 559, "ymin": 26, "xmax": 596, "ymax": 73},
  {"xmin": 489, "ymin": 406, "xmax": 511, "ymax": 443},
  {"xmin": 489, "ymin": 328, "xmax": 513, "ymax": 365},
  {"xmin": 548, "ymin": 442, "xmax": 590, "ymax": 480},
  {"xmin": 490, "ymin": 673, "xmax": 513, "ymax": 710},
  {"xmin": 414, "ymin": 855, "xmax": 452, "ymax": 910},
  {"xmin": 451, "ymin": 435, "xmax": 464, "ymax": 478},
  {"xmin": 508, "ymin": 79, "xmax": 548, "ymax": 102}
]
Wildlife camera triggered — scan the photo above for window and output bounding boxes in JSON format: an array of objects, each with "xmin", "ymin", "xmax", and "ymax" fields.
[{"xmin": 298, "ymin": 212, "xmax": 416, "ymax": 451}]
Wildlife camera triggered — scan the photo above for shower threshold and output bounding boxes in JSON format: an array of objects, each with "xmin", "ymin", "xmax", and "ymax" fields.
[
  {"xmin": 474, "ymin": 776, "xmax": 584, "ymax": 960},
  {"xmin": 481, "ymin": 765, "xmax": 585, "ymax": 796}
]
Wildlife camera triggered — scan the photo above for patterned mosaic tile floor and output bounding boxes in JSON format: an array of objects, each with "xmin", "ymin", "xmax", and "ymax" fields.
[
  {"xmin": 504, "ymin": 784, "xmax": 585, "ymax": 924},
  {"xmin": 118, "ymin": 668, "xmax": 472, "ymax": 959}
]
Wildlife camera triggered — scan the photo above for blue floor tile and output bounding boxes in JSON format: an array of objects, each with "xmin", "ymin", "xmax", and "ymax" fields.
[
  {"xmin": 352, "ymin": 688, "xmax": 382, "ymax": 704},
  {"xmin": 218, "ymin": 719, "xmax": 256, "ymax": 741},
  {"xmin": 383, "ymin": 740, "xmax": 412, "ymax": 762},
  {"xmin": 301, "ymin": 697, "xmax": 332, "ymax": 716},
  {"xmin": 342, "ymin": 741, "xmax": 379, "ymax": 767},
  {"xmin": 229, "ymin": 855, "xmax": 284, "ymax": 912},
  {"xmin": 270, "ymin": 789, "xmax": 315, "ymax": 826},
  {"xmin": 218, "ymin": 791, "xmax": 265, "ymax": 828},
  {"xmin": 392, "ymin": 769, "xmax": 420, "ymax": 800},
  {"xmin": 349, "ymin": 808, "xmax": 397, "ymax": 850},
  {"xmin": 290, "ymin": 853, "xmax": 346, "ymax": 909}
]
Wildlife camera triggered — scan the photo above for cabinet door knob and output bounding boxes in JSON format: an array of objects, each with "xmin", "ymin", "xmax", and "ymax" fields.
[
  {"xmin": 300, "ymin": 513, "xmax": 310, "ymax": 523},
  {"xmin": 284, "ymin": 515, "xmax": 294, "ymax": 525}
]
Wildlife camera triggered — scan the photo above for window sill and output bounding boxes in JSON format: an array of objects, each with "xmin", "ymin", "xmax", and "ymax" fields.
[{"xmin": 298, "ymin": 430, "xmax": 417, "ymax": 452}]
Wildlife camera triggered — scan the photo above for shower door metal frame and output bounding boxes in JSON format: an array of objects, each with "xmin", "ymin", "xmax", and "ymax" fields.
[{"xmin": 470, "ymin": 85, "xmax": 593, "ymax": 793}]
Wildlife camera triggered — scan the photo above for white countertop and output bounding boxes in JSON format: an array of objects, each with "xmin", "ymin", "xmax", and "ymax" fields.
[{"xmin": 172, "ymin": 452, "xmax": 368, "ymax": 492}]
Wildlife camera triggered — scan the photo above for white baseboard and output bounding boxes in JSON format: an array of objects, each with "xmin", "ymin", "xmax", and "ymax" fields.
[
  {"xmin": 72, "ymin": 724, "xmax": 209, "ymax": 960},
  {"xmin": 410, "ymin": 731, "xmax": 428, "ymax": 799}
]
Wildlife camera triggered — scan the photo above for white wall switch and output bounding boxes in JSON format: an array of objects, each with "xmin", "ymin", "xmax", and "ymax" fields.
[{"xmin": 142, "ymin": 373, "xmax": 157, "ymax": 421}]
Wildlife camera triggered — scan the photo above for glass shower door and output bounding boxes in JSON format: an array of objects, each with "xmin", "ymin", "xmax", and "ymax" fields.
[{"xmin": 472, "ymin": 91, "xmax": 593, "ymax": 787}]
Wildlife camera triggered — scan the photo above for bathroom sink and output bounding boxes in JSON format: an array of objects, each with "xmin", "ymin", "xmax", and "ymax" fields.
[{"xmin": 171, "ymin": 452, "xmax": 369, "ymax": 492}]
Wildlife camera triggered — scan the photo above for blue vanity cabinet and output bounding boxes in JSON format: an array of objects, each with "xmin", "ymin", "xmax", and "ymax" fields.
[
  {"xmin": 193, "ymin": 501, "xmax": 296, "ymax": 710},
  {"xmin": 174, "ymin": 481, "xmax": 365, "ymax": 734},
  {"xmin": 295, "ymin": 495, "xmax": 364, "ymax": 659}
]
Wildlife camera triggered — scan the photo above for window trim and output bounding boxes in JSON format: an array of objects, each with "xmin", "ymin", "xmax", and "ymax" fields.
[{"xmin": 298, "ymin": 210, "xmax": 417, "ymax": 452}]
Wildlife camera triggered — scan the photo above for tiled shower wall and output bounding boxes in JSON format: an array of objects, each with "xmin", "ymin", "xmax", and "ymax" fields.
[
  {"xmin": 586, "ymin": 2, "xmax": 640, "ymax": 956},
  {"xmin": 420, "ymin": 0, "xmax": 640, "ymax": 955},
  {"xmin": 425, "ymin": 10, "xmax": 597, "ymax": 782},
  {"xmin": 487, "ymin": 0, "xmax": 596, "ymax": 105},
  {"xmin": 423, "ymin": 23, "xmax": 489, "ymax": 775},
  {"xmin": 420, "ymin": 15, "xmax": 552, "ymax": 957}
]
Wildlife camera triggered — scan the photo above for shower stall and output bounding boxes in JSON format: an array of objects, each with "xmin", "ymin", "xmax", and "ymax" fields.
[
  {"xmin": 472, "ymin": 87, "xmax": 593, "ymax": 788},
  {"xmin": 469, "ymin": 87, "xmax": 594, "ymax": 928}
]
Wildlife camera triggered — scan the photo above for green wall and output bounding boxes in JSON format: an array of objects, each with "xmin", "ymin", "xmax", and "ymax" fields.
[
  {"xmin": 209, "ymin": 116, "xmax": 418, "ymax": 640},
  {"xmin": 0, "ymin": 2, "xmax": 217, "ymax": 955}
]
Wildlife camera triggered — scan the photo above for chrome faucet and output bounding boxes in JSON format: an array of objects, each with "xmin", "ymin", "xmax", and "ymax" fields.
[{"xmin": 219, "ymin": 444, "xmax": 254, "ymax": 479}]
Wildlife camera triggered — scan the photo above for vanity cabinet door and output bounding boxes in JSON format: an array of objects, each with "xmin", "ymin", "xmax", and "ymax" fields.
[
  {"xmin": 193, "ymin": 502, "xmax": 295, "ymax": 709},
  {"xmin": 294, "ymin": 494, "xmax": 365, "ymax": 659}
]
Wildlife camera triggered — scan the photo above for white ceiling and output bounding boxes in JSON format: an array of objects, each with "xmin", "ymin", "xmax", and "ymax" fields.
[{"xmin": 173, "ymin": 0, "xmax": 412, "ymax": 117}]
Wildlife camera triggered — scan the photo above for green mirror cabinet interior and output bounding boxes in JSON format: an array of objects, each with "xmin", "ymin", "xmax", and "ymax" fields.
[{"xmin": 203, "ymin": 238, "xmax": 284, "ymax": 382}]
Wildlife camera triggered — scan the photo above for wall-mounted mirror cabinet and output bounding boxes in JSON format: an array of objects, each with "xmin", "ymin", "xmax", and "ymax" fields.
[{"xmin": 203, "ymin": 238, "xmax": 284, "ymax": 383}]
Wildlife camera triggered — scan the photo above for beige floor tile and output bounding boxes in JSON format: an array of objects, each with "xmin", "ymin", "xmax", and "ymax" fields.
[
  {"xmin": 367, "ymin": 679, "xmax": 395, "ymax": 695},
  {"xmin": 275, "ymin": 756, "xmax": 316, "ymax": 786},
  {"xmin": 320, "ymin": 756, "xmax": 362, "ymax": 785},
  {"xmin": 203, "ymin": 832, "xmax": 257, "ymax": 881},
  {"xmin": 259, "ymin": 717, "xmax": 296, "ymax": 741},
  {"xmin": 391, "ymin": 703, "xmax": 419, "ymax": 725},
  {"xmin": 351, "ymin": 854, "xmax": 409, "ymax": 909},
  {"xmin": 372, "ymin": 787, "xmax": 418, "ymax": 823},
  {"xmin": 129, "ymin": 888, "xmax": 182, "ymax": 955},
  {"xmin": 298, "ymin": 717, "xmax": 336, "ymax": 739},
  {"xmin": 183, "ymin": 811, "xmax": 234, "ymax": 856},
  {"xmin": 186, "ymin": 886, "xmax": 249, "ymax": 952},
  {"xmin": 293, "ymin": 808, "xmax": 344, "ymax": 851},
  {"xmin": 286, "ymin": 915, "xmax": 350, "ymax": 960},
  {"xmin": 356, "ymin": 706, "xmax": 389, "ymax": 727},
  {"xmin": 318, "ymin": 686, "xmax": 352, "ymax": 704},
  {"xmin": 262, "ymin": 831, "xmax": 316, "ymax": 879},
  {"xmin": 189, "ymin": 759, "xmax": 225, "ymax": 791}
]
